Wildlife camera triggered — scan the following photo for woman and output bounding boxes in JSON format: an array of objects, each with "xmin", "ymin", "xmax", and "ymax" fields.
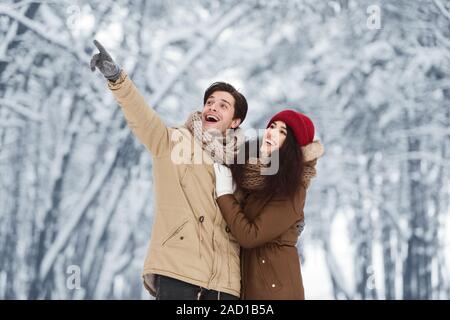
[{"xmin": 213, "ymin": 109, "xmax": 324, "ymax": 300}]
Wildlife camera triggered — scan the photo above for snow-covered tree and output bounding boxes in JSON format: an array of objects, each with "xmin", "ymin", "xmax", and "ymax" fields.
[{"xmin": 0, "ymin": 0, "xmax": 449, "ymax": 299}]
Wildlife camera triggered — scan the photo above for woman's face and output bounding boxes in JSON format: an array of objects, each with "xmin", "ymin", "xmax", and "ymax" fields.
[{"xmin": 260, "ymin": 120, "xmax": 287, "ymax": 156}]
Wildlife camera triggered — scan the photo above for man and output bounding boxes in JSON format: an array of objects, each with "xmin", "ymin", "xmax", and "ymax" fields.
[{"xmin": 90, "ymin": 40, "xmax": 248, "ymax": 300}]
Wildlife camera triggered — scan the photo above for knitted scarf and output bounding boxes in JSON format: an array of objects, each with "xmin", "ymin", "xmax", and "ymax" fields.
[{"xmin": 184, "ymin": 111, "xmax": 245, "ymax": 164}]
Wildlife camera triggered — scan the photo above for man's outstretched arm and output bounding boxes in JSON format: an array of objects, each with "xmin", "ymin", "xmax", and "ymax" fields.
[{"xmin": 91, "ymin": 40, "xmax": 170, "ymax": 157}]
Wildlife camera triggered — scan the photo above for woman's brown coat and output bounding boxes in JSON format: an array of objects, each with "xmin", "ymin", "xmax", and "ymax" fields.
[{"xmin": 216, "ymin": 186, "xmax": 307, "ymax": 300}]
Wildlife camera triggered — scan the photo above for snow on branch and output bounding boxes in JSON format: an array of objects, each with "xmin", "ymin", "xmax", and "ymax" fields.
[
  {"xmin": 0, "ymin": 14, "xmax": 19, "ymax": 60},
  {"xmin": 386, "ymin": 151, "xmax": 450, "ymax": 169},
  {"xmin": 150, "ymin": 3, "xmax": 254, "ymax": 107},
  {"xmin": 389, "ymin": 126, "xmax": 450, "ymax": 140},
  {"xmin": 433, "ymin": 0, "xmax": 450, "ymax": 19},
  {"xmin": 39, "ymin": 152, "xmax": 117, "ymax": 281},
  {"xmin": 11, "ymin": 0, "xmax": 57, "ymax": 10},
  {"xmin": 0, "ymin": 119, "xmax": 25, "ymax": 128},
  {"xmin": 0, "ymin": 4, "xmax": 90, "ymax": 63},
  {"xmin": 0, "ymin": 98, "xmax": 43, "ymax": 122}
]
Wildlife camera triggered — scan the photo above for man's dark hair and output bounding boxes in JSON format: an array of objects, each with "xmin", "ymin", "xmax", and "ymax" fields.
[{"xmin": 203, "ymin": 82, "xmax": 248, "ymax": 125}]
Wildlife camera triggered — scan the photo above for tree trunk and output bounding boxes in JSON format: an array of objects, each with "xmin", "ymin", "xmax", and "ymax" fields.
[{"xmin": 403, "ymin": 134, "xmax": 431, "ymax": 299}]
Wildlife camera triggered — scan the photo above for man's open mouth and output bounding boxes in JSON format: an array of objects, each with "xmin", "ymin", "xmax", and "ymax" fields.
[{"xmin": 205, "ymin": 114, "xmax": 220, "ymax": 123}]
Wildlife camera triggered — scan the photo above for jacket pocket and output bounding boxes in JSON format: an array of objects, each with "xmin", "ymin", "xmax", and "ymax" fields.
[{"xmin": 161, "ymin": 219, "xmax": 189, "ymax": 247}]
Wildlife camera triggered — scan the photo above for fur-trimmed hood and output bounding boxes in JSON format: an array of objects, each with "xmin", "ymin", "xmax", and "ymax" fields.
[
  {"xmin": 301, "ymin": 139, "xmax": 324, "ymax": 163},
  {"xmin": 301, "ymin": 140, "xmax": 324, "ymax": 188}
]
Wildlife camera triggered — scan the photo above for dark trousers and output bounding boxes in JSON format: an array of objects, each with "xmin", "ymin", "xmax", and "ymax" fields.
[{"xmin": 155, "ymin": 274, "xmax": 239, "ymax": 300}]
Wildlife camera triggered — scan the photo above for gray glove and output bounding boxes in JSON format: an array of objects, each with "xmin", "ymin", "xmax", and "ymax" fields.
[{"xmin": 90, "ymin": 40, "xmax": 121, "ymax": 82}]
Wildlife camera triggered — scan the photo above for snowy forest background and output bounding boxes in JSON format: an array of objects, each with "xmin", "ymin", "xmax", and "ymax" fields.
[{"xmin": 0, "ymin": 0, "xmax": 449, "ymax": 299}]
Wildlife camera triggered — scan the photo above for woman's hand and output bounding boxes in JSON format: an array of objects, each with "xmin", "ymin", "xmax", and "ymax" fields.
[
  {"xmin": 90, "ymin": 40, "xmax": 121, "ymax": 82},
  {"xmin": 213, "ymin": 163, "xmax": 236, "ymax": 198}
]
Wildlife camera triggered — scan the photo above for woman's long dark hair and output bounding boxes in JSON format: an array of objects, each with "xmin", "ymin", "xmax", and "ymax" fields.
[{"xmin": 230, "ymin": 126, "xmax": 304, "ymax": 201}]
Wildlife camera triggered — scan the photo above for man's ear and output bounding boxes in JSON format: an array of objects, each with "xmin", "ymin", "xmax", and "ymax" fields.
[{"xmin": 230, "ymin": 118, "xmax": 241, "ymax": 129}]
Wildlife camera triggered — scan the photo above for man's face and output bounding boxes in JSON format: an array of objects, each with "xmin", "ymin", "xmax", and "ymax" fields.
[{"xmin": 201, "ymin": 91, "xmax": 241, "ymax": 134}]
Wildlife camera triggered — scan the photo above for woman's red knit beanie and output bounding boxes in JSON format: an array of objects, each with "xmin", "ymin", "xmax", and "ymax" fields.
[{"xmin": 267, "ymin": 109, "xmax": 315, "ymax": 147}]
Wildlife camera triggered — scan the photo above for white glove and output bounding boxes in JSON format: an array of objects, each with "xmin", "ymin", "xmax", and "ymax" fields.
[{"xmin": 213, "ymin": 163, "xmax": 236, "ymax": 198}]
